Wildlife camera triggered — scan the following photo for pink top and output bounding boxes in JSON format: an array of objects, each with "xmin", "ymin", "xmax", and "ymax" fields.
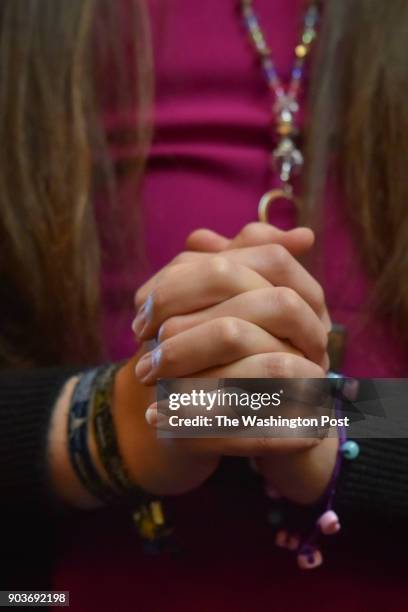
[
  {"xmin": 55, "ymin": 1, "xmax": 408, "ymax": 609},
  {"xmin": 101, "ymin": 0, "xmax": 408, "ymax": 376}
]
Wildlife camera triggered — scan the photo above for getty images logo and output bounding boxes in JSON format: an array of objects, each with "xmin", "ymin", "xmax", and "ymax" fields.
[{"xmin": 168, "ymin": 388, "xmax": 284, "ymax": 412}]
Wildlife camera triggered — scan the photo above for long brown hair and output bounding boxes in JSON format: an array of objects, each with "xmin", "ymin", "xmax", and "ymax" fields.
[
  {"xmin": 0, "ymin": 0, "xmax": 152, "ymax": 367},
  {"xmin": 0, "ymin": 0, "xmax": 407, "ymax": 367},
  {"xmin": 306, "ymin": 0, "xmax": 408, "ymax": 330}
]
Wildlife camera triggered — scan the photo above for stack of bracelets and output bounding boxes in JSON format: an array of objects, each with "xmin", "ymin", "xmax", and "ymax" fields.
[
  {"xmin": 68, "ymin": 366, "xmax": 359, "ymax": 567},
  {"xmin": 67, "ymin": 364, "xmax": 172, "ymax": 552},
  {"xmin": 256, "ymin": 372, "xmax": 360, "ymax": 570}
]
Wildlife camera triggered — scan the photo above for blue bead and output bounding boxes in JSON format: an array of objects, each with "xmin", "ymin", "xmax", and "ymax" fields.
[
  {"xmin": 341, "ymin": 440, "xmax": 360, "ymax": 460},
  {"xmin": 327, "ymin": 371, "xmax": 342, "ymax": 379},
  {"xmin": 292, "ymin": 67, "xmax": 302, "ymax": 81}
]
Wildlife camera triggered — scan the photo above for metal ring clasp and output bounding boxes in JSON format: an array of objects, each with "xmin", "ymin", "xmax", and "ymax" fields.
[{"xmin": 258, "ymin": 189, "xmax": 300, "ymax": 224}]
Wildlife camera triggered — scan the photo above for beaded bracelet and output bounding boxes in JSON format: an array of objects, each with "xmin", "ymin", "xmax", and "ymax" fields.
[{"xmin": 260, "ymin": 374, "xmax": 360, "ymax": 569}]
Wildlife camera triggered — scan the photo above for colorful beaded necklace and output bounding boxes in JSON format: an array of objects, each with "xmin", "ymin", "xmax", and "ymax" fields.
[
  {"xmin": 242, "ymin": 0, "xmax": 347, "ymax": 370},
  {"xmin": 241, "ymin": 0, "xmax": 320, "ymax": 222}
]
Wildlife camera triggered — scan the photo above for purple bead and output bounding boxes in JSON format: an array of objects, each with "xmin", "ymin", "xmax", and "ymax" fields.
[
  {"xmin": 292, "ymin": 66, "xmax": 303, "ymax": 81},
  {"xmin": 297, "ymin": 548, "xmax": 323, "ymax": 570},
  {"xmin": 247, "ymin": 15, "xmax": 258, "ymax": 31}
]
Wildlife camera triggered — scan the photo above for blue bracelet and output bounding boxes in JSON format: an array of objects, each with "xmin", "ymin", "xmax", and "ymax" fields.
[{"xmin": 67, "ymin": 367, "xmax": 117, "ymax": 504}]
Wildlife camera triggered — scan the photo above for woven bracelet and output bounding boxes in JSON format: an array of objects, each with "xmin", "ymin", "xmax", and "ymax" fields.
[
  {"xmin": 67, "ymin": 367, "xmax": 118, "ymax": 505},
  {"xmin": 91, "ymin": 364, "xmax": 145, "ymax": 505}
]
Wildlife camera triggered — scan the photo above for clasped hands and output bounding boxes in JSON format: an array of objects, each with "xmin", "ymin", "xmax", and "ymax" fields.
[{"xmin": 129, "ymin": 223, "xmax": 338, "ymax": 503}]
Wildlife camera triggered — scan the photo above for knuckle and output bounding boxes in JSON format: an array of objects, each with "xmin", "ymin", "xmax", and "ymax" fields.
[
  {"xmin": 274, "ymin": 286, "xmax": 301, "ymax": 316},
  {"xmin": 216, "ymin": 317, "xmax": 244, "ymax": 350},
  {"xmin": 208, "ymin": 255, "xmax": 232, "ymax": 281},
  {"xmin": 269, "ymin": 243, "xmax": 290, "ymax": 270},
  {"xmin": 263, "ymin": 353, "xmax": 296, "ymax": 378}
]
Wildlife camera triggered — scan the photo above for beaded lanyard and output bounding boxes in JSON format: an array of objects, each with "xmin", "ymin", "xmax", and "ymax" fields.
[
  {"xmin": 242, "ymin": 0, "xmax": 347, "ymax": 374},
  {"xmin": 241, "ymin": 0, "xmax": 320, "ymax": 222}
]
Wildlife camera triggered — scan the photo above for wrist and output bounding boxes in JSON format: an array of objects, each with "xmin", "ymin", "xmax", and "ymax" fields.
[
  {"xmin": 114, "ymin": 353, "xmax": 221, "ymax": 495},
  {"xmin": 257, "ymin": 436, "xmax": 339, "ymax": 505},
  {"xmin": 112, "ymin": 355, "xmax": 156, "ymax": 490},
  {"xmin": 48, "ymin": 376, "xmax": 101, "ymax": 509},
  {"xmin": 47, "ymin": 360, "xmax": 149, "ymax": 510}
]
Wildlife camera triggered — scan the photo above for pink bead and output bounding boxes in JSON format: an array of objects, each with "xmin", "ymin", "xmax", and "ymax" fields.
[
  {"xmin": 275, "ymin": 530, "xmax": 299, "ymax": 551},
  {"xmin": 297, "ymin": 549, "xmax": 323, "ymax": 570},
  {"xmin": 287, "ymin": 534, "xmax": 300, "ymax": 551},
  {"xmin": 317, "ymin": 510, "xmax": 341, "ymax": 535}
]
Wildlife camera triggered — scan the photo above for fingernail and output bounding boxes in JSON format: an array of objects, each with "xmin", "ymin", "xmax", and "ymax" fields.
[
  {"xmin": 132, "ymin": 308, "xmax": 147, "ymax": 337},
  {"xmin": 145, "ymin": 402, "xmax": 158, "ymax": 426},
  {"xmin": 157, "ymin": 323, "xmax": 166, "ymax": 344},
  {"xmin": 132, "ymin": 294, "xmax": 153, "ymax": 338},
  {"xmin": 135, "ymin": 352, "xmax": 152, "ymax": 380},
  {"xmin": 135, "ymin": 348, "xmax": 161, "ymax": 382}
]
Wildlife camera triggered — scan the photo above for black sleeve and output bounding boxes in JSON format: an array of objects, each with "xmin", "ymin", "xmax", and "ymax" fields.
[
  {"xmin": 0, "ymin": 367, "xmax": 79, "ymax": 515},
  {"xmin": 336, "ymin": 439, "xmax": 408, "ymax": 522},
  {"xmin": 0, "ymin": 367, "xmax": 81, "ymax": 589}
]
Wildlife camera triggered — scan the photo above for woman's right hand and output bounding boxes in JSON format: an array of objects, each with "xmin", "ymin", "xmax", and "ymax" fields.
[{"xmin": 49, "ymin": 225, "xmax": 330, "ymax": 506}]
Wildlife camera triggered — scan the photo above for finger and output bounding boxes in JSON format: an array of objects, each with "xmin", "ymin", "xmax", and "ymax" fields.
[
  {"xmin": 221, "ymin": 244, "xmax": 330, "ymax": 329},
  {"xmin": 199, "ymin": 351, "xmax": 325, "ymax": 379},
  {"xmin": 186, "ymin": 228, "xmax": 231, "ymax": 252},
  {"xmin": 135, "ymin": 251, "xmax": 207, "ymax": 309},
  {"xmin": 159, "ymin": 287, "xmax": 328, "ymax": 368},
  {"xmin": 135, "ymin": 317, "xmax": 300, "ymax": 384},
  {"xmin": 145, "ymin": 399, "xmax": 320, "ymax": 455},
  {"xmin": 186, "ymin": 224, "xmax": 315, "ymax": 256},
  {"xmin": 138, "ymin": 225, "xmax": 317, "ymax": 310},
  {"xmin": 137, "ymin": 243, "xmax": 330, "ymax": 333},
  {"xmin": 132, "ymin": 257, "xmax": 270, "ymax": 340},
  {"xmin": 227, "ymin": 223, "xmax": 315, "ymax": 254}
]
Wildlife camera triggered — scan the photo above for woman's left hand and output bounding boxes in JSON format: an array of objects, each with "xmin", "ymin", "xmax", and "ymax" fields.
[
  {"xmin": 255, "ymin": 437, "xmax": 339, "ymax": 505},
  {"xmin": 188, "ymin": 222, "xmax": 337, "ymax": 505}
]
